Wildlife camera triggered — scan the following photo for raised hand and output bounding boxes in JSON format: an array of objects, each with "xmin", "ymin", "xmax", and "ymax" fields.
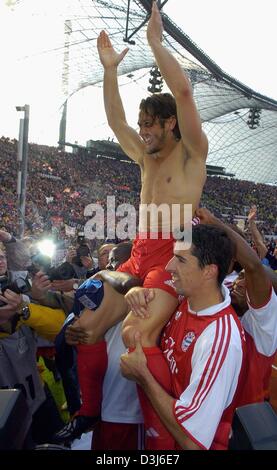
[
  {"xmin": 248, "ymin": 205, "xmax": 257, "ymax": 222},
  {"xmin": 195, "ymin": 207, "xmax": 218, "ymax": 225},
  {"xmin": 147, "ymin": 1, "xmax": 163, "ymax": 45},
  {"xmin": 97, "ymin": 30, "xmax": 129, "ymax": 69}
]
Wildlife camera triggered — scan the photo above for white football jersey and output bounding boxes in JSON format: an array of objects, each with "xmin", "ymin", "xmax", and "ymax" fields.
[{"xmin": 102, "ymin": 322, "xmax": 143, "ymax": 424}]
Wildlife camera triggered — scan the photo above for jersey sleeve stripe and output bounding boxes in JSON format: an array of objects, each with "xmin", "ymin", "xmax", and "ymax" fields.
[{"xmin": 175, "ymin": 314, "xmax": 232, "ymax": 421}]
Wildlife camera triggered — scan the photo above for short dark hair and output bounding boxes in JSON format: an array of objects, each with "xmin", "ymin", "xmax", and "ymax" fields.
[
  {"xmin": 139, "ymin": 93, "xmax": 181, "ymax": 140},
  {"xmin": 189, "ymin": 224, "xmax": 235, "ymax": 285}
]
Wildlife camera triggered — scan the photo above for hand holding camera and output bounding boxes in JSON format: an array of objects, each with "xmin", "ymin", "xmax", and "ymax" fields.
[
  {"xmin": 51, "ymin": 278, "xmax": 78, "ymax": 292},
  {"xmin": 0, "ymin": 275, "xmax": 30, "ymax": 307},
  {"xmin": 31, "ymin": 271, "xmax": 52, "ymax": 301},
  {"xmin": 0, "ymin": 289, "xmax": 23, "ymax": 324},
  {"xmin": 72, "ymin": 245, "xmax": 91, "ymax": 268},
  {"xmin": 80, "ymin": 255, "xmax": 94, "ymax": 270}
]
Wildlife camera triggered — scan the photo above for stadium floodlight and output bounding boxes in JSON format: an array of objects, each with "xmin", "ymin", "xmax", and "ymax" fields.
[
  {"xmin": 148, "ymin": 66, "xmax": 163, "ymax": 94},
  {"xmin": 247, "ymin": 108, "xmax": 262, "ymax": 130},
  {"xmin": 16, "ymin": 106, "xmax": 26, "ymax": 112}
]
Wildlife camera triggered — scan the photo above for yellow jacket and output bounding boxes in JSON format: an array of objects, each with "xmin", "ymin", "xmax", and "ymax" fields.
[{"xmin": 0, "ymin": 304, "xmax": 65, "ymax": 341}]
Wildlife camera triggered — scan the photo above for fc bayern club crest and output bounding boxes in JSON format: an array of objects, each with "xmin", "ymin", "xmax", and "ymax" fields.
[{"xmin": 181, "ymin": 332, "xmax": 196, "ymax": 352}]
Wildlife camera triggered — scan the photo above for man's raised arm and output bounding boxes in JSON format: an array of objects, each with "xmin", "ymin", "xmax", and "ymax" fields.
[
  {"xmin": 97, "ymin": 30, "xmax": 144, "ymax": 163},
  {"xmin": 146, "ymin": 1, "xmax": 207, "ymax": 157},
  {"xmin": 247, "ymin": 205, "xmax": 268, "ymax": 259},
  {"xmin": 196, "ymin": 208, "xmax": 271, "ymax": 308}
]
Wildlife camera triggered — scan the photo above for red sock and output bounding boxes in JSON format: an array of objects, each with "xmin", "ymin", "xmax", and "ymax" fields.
[
  {"xmin": 135, "ymin": 346, "xmax": 175, "ymax": 450},
  {"xmin": 76, "ymin": 341, "xmax": 108, "ymax": 417}
]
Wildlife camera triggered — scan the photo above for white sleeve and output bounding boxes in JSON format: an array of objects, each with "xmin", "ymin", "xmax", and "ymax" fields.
[
  {"xmin": 241, "ymin": 287, "xmax": 277, "ymax": 357},
  {"xmin": 174, "ymin": 315, "xmax": 243, "ymax": 449}
]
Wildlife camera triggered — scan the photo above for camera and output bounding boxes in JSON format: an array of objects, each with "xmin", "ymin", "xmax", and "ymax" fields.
[
  {"xmin": 72, "ymin": 245, "xmax": 90, "ymax": 267},
  {"xmin": 0, "ymin": 274, "xmax": 31, "ymax": 307},
  {"xmin": 28, "ymin": 254, "xmax": 76, "ymax": 281},
  {"xmin": 47, "ymin": 262, "xmax": 76, "ymax": 281},
  {"xmin": 72, "ymin": 234, "xmax": 90, "ymax": 267}
]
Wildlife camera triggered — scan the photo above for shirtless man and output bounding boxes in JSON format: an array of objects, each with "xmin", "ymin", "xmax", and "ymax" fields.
[{"xmin": 70, "ymin": 1, "xmax": 208, "ymax": 449}]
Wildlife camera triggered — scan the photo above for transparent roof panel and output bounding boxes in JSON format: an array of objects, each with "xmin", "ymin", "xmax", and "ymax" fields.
[{"xmin": 12, "ymin": 0, "xmax": 277, "ymax": 184}]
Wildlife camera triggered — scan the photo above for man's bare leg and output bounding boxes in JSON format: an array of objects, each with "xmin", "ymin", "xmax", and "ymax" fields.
[{"xmin": 74, "ymin": 282, "xmax": 128, "ymax": 344}]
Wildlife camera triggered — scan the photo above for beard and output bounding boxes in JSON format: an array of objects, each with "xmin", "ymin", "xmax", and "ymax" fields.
[{"xmin": 146, "ymin": 129, "xmax": 166, "ymax": 155}]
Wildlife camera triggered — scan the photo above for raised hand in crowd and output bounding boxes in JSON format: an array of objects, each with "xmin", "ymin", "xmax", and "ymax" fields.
[
  {"xmin": 248, "ymin": 205, "xmax": 257, "ymax": 222},
  {"xmin": 246, "ymin": 205, "xmax": 268, "ymax": 259}
]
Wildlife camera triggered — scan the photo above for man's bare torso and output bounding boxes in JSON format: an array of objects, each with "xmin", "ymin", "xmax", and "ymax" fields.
[{"xmin": 138, "ymin": 140, "xmax": 206, "ymax": 233}]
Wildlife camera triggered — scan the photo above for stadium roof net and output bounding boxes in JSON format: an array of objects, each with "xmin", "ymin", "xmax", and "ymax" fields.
[{"xmin": 16, "ymin": 0, "xmax": 277, "ymax": 184}]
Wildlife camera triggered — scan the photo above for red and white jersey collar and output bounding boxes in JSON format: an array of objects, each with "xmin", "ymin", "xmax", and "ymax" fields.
[{"xmin": 187, "ymin": 284, "xmax": 231, "ymax": 317}]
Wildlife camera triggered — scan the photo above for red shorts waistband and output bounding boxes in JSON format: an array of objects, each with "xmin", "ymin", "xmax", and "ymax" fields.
[{"xmin": 137, "ymin": 232, "xmax": 174, "ymax": 240}]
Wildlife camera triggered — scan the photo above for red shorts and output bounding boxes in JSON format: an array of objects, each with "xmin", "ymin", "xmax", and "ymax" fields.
[
  {"xmin": 117, "ymin": 234, "xmax": 177, "ymax": 298},
  {"xmin": 91, "ymin": 421, "xmax": 144, "ymax": 450}
]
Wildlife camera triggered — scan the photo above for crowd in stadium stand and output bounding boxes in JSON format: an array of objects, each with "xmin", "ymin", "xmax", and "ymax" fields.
[
  {"xmin": 1, "ymin": 134, "xmax": 277, "ymax": 450},
  {"xmin": 0, "ymin": 135, "xmax": 276, "ymax": 241}
]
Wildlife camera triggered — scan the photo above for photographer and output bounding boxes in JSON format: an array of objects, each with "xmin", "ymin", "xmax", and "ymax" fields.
[
  {"xmin": 49, "ymin": 241, "xmax": 114, "ymax": 294},
  {"xmin": 30, "ymin": 267, "xmax": 75, "ymax": 315},
  {"xmin": 0, "ymin": 247, "xmax": 67, "ymax": 446},
  {"xmin": 0, "ymin": 246, "xmax": 30, "ymax": 329},
  {"xmin": 64, "ymin": 233, "xmax": 95, "ymax": 280}
]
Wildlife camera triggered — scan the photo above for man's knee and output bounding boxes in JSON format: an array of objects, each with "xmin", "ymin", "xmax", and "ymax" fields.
[{"xmin": 122, "ymin": 290, "xmax": 178, "ymax": 348}]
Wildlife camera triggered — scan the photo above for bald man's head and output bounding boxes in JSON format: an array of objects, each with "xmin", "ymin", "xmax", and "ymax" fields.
[
  {"xmin": 98, "ymin": 243, "xmax": 116, "ymax": 269},
  {"xmin": 106, "ymin": 242, "xmax": 132, "ymax": 271}
]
